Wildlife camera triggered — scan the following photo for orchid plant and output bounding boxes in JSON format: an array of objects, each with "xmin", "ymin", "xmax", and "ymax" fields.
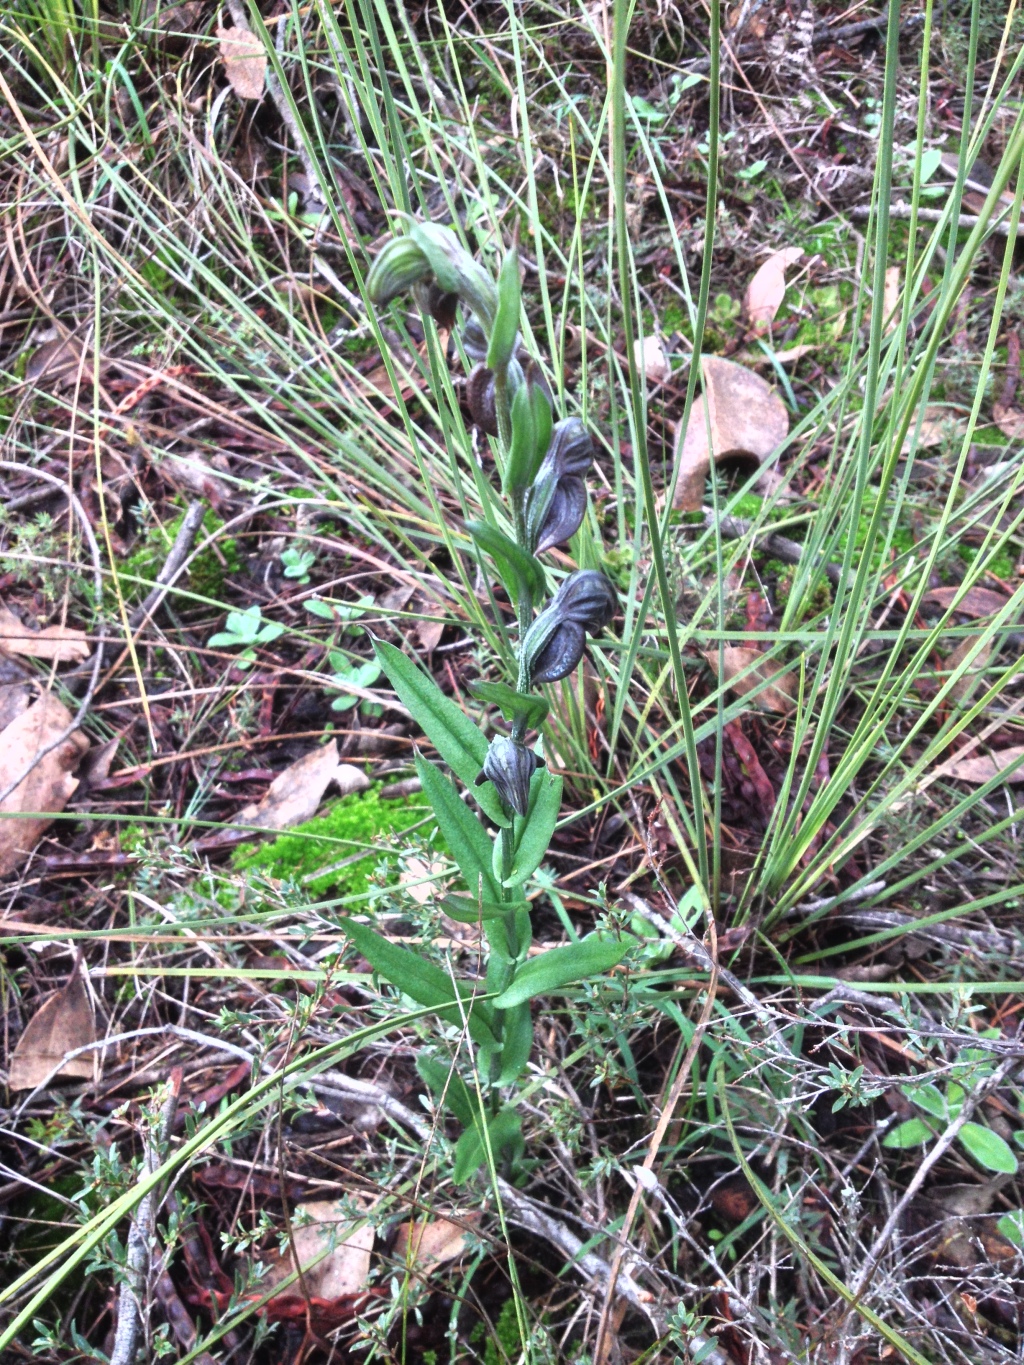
[{"xmin": 344, "ymin": 221, "xmax": 630, "ymax": 1182}]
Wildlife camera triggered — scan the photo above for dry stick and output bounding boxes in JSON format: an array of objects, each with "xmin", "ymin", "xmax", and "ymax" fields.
[
  {"xmin": 851, "ymin": 200, "xmax": 1020, "ymax": 235},
  {"xmin": 704, "ymin": 507, "xmax": 850, "ymax": 587},
  {"xmin": 127, "ymin": 501, "xmax": 207, "ymax": 633},
  {"xmin": 0, "ymin": 463, "xmax": 105, "ymax": 808},
  {"xmin": 847, "ymin": 1055, "xmax": 1019, "ymax": 1312},
  {"xmin": 110, "ymin": 1072, "xmax": 181, "ymax": 1365}
]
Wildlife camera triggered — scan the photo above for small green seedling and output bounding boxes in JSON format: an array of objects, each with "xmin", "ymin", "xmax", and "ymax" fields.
[
  {"xmin": 884, "ymin": 1072, "xmax": 1019, "ymax": 1175},
  {"xmin": 304, "ymin": 594, "xmax": 374, "ymax": 634},
  {"xmin": 327, "ymin": 652, "xmax": 382, "ymax": 712},
  {"xmin": 208, "ymin": 605, "xmax": 284, "ymax": 668},
  {"xmin": 281, "ymin": 547, "xmax": 315, "ymax": 583},
  {"xmin": 355, "ymin": 220, "xmax": 632, "ymax": 1182}
]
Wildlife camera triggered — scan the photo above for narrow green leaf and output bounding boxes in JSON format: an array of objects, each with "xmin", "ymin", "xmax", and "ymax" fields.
[
  {"xmin": 372, "ymin": 637, "xmax": 508, "ymax": 827},
  {"xmin": 486, "ymin": 244, "xmax": 520, "ymax": 371},
  {"xmin": 959, "ymin": 1122, "xmax": 1019, "ymax": 1174},
  {"xmin": 492, "ymin": 933, "xmax": 632, "ymax": 1008},
  {"xmin": 440, "ymin": 893, "xmax": 526, "ymax": 923},
  {"xmin": 415, "ymin": 755, "xmax": 500, "ymax": 902},
  {"xmin": 343, "ymin": 918, "xmax": 495, "ymax": 1045},
  {"xmin": 504, "ymin": 381, "xmax": 537, "ymax": 493},
  {"xmin": 452, "ymin": 1124, "xmax": 485, "ymax": 1184},
  {"xmin": 495, "ymin": 1002, "xmax": 534, "ymax": 1086},
  {"xmin": 466, "ymin": 520, "xmax": 547, "ymax": 606},
  {"xmin": 416, "ymin": 1054, "xmax": 476, "ymax": 1128},
  {"xmin": 469, "ymin": 680, "xmax": 548, "ymax": 729},
  {"xmin": 504, "ymin": 770, "xmax": 563, "ymax": 886},
  {"xmin": 882, "ymin": 1118, "xmax": 933, "ymax": 1149}
]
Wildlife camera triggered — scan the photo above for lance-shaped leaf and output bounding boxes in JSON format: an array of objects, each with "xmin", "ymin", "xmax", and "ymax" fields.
[
  {"xmin": 440, "ymin": 893, "xmax": 528, "ymax": 923},
  {"xmin": 466, "ymin": 520, "xmax": 546, "ymax": 607},
  {"xmin": 372, "ymin": 638, "xmax": 508, "ymax": 827},
  {"xmin": 469, "ymin": 680, "xmax": 548, "ymax": 730},
  {"xmin": 344, "ymin": 918, "xmax": 496, "ymax": 1045},
  {"xmin": 416, "ymin": 754, "xmax": 500, "ymax": 902},
  {"xmin": 494, "ymin": 1002, "xmax": 534, "ymax": 1086},
  {"xmin": 492, "ymin": 933, "xmax": 633, "ymax": 1008},
  {"xmin": 416, "ymin": 1054, "xmax": 477, "ymax": 1127},
  {"xmin": 487, "ymin": 245, "xmax": 521, "ymax": 372},
  {"xmin": 503, "ymin": 369, "xmax": 552, "ymax": 494},
  {"xmin": 498, "ymin": 768, "xmax": 562, "ymax": 885}
]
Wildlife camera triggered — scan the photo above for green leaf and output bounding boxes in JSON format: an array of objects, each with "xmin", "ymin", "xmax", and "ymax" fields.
[
  {"xmin": 415, "ymin": 755, "xmax": 500, "ymax": 902},
  {"xmin": 882, "ymin": 1118, "xmax": 933, "ymax": 1149},
  {"xmin": 372, "ymin": 638, "xmax": 508, "ymax": 827},
  {"xmin": 486, "ymin": 244, "xmax": 520, "ymax": 372},
  {"xmin": 343, "ymin": 918, "xmax": 495, "ymax": 1046},
  {"xmin": 452, "ymin": 1124, "xmax": 485, "ymax": 1184},
  {"xmin": 997, "ymin": 1210, "xmax": 1024, "ymax": 1246},
  {"xmin": 494, "ymin": 1002, "xmax": 533, "ymax": 1086},
  {"xmin": 502, "ymin": 769, "xmax": 563, "ymax": 886},
  {"xmin": 466, "ymin": 520, "xmax": 546, "ymax": 606},
  {"xmin": 492, "ymin": 933, "xmax": 632, "ymax": 1008},
  {"xmin": 439, "ymin": 893, "xmax": 526, "ymax": 923},
  {"xmin": 469, "ymin": 680, "xmax": 548, "ymax": 730},
  {"xmin": 504, "ymin": 382, "xmax": 536, "ymax": 493},
  {"xmin": 958, "ymin": 1122, "xmax": 1019, "ymax": 1174},
  {"xmin": 416, "ymin": 1054, "xmax": 477, "ymax": 1128},
  {"xmin": 304, "ymin": 599, "xmax": 337, "ymax": 620},
  {"xmin": 902, "ymin": 1082, "xmax": 947, "ymax": 1120}
]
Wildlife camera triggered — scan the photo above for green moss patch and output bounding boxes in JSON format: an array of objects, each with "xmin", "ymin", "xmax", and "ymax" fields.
[{"xmin": 232, "ymin": 785, "xmax": 431, "ymax": 900}]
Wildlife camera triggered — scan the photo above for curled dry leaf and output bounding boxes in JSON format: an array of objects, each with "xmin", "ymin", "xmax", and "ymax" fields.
[
  {"xmin": 744, "ymin": 247, "xmax": 803, "ymax": 330},
  {"xmin": 392, "ymin": 1215, "xmax": 478, "ymax": 1274},
  {"xmin": 25, "ymin": 336, "xmax": 102, "ymax": 390},
  {"xmin": 939, "ymin": 634, "xmax": 993, "ymax": 707},
  {"xmin": 901, "ymin": 405, "xmax": 967, "ymax": 454},
  {"xmin": 633, "ymin": 333, "xmax": 671, "ymax": 385},
  {"xmin": 257, "ymin": 1199, "xmax": 373, "ymax": 1315},
  {"xmin": 235, "ymin": 739, "xmax": 369, "ymax": 832},
  {"xmin": 942, "ymin": 745, "xmax": 1024, "ymax": 785},
  {"xmin": 9, "ymin": 961, "xmax": 96, "ymax": 1090},
  {"xmin": 923, "ymin": 585, "xmax": 1013, "ymax": 618},
  {"xmin": 0, "ymin": 692, "xmax": 89, "ymax": 877},
  {"xmin": 704, "ymin": 646, "xmax": 795, "ymax": 714},
  {"xmin": 993, "ymin": 401, "xmax": 1024, "ymax": 441},
  {"xmin": 216, "ymin": 23, "xmax": 266, "ymax": 101},
  {"xmin": 400, "ymin": 855, "xmax": 447, "ymax": 906},
  {"xmin": 672, "ymin": 356, "xmax": 789, "ymax": 511},
  {"xmin": 0, "ymin": 604, "xmax": 89, "ymax": 663}
]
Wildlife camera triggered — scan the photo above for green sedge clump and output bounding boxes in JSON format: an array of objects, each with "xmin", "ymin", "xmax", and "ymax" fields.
[{"xmin": 351, "ymin": 221, "xmax": 632, "ymax": 1182}]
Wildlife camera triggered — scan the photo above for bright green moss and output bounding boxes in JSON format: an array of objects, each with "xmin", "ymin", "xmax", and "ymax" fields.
[
  {"xmin": 232, "ymin": 785, "xmax": 431, "ymax": 899},
  {"xmin": 959, "ymin": 544, "xmax": 1015, "ymax": 580},
  {"xmin": 120, "ymin": 506, "xmax": 239, "ymax": 607}
]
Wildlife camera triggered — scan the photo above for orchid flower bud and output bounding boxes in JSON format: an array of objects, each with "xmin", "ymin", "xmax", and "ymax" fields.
[
  {"xmin": 366, "ymin": 235, "xmax": 432, "ymax": 306},
  {"xmin": 486, "ymin": 245, "xmax": 521, "ymax": 373},
  {"xmin": 476, "ymin": 735, "xmax": 542, "ymax": 817},
  {"xmin": 467, "ymin": 363, "xmax": 498, "ymax": 435},
  {"xmin": 524, "ymin": 419, "xmax": 595, "ymax": 553},
  {"xmin": 523, "ymin": 571, "xmax": 617, "ymax": 684},
  {"xmin": 409, "ymin": 223, "xmax": 499, "ymax": 332}
]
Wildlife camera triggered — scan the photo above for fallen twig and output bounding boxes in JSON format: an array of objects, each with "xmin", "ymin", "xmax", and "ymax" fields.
[
  {"xmin": 110, "ymin": 1072, "xmax": 181, "ymax": 1365},
  {"xmin": 128, "ymin": 501, "xmax": 206, "ymax": 633},
  {"xmin": 703, "ymin": 507, "xmax": 850, "ymax": 586}
]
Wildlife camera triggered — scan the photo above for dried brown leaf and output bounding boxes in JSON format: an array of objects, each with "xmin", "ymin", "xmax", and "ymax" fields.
[
  {"xmin": 400, "ymin": 855, "xmax": 446, "ymax": 906},
  {"xmin": 235, "ymin": 741, "xmax": 368, "ymax": 832},
  {"xmin": 25, "ymin": 337, "xmax": 98, "ymax": 390},
  {"xmin": 704, "ymin": 646, "xmax": 795, "ymax": 713},
  {"xmin": 943, "ymin": 745, "xmax": 1024, "ymax": 785},
  {"xmin": 0, "ymin": 604, "xmax": 89, "ymax": 663},
  {"xmin": 901, "ymin": 405, "xmax": 967, "ymax": 453},
  {"xmin": 744, "ymin": 247, "xmax": 803, "ymax": 329},
  {"xmin": 217, "ymin": 23, "xmax": 266, "ymax": 101},
  {"xmin": 993, "ymin": 401, "xmax": 1024, "ymax": 441},
  {"xmin": 923, "ymin": 585, "xmax": 1013, "ymax": 618},
  {"xmin": 9, "ymin": 963, "xmax": 96, "ymax": 1090},
  {"xmin": 633, "ymin": 333, "xmax": 671, "ymax": 385},
  {"xmin": 0, "ymin": 693, "xmax": 89, "ymax": 876},
  {"xmin": 939, "ymin": 634, "xmax": 994, "ymax": 707},
  {"xmin": 259, "ymin": 1200, "xmax": 373, "ymax": 1304},
  {"xmin": 672, "ymin": 356, "xmax": 789, "ymax": 510},
  {"xmin": 392, "ymin": 1216, "xmax": 477, "ymax": 1273}
]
